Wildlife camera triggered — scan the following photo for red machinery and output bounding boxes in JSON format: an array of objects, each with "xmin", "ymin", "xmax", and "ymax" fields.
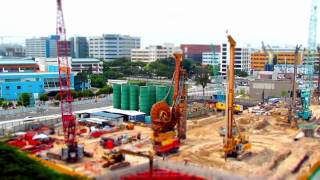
[
  {"xmin": 150, "ymin": 52, "xmax": 187, "ymax": 155},
  {"xmin": 56, "ymin": 0, "xmax": 82, "ymax": 162}
]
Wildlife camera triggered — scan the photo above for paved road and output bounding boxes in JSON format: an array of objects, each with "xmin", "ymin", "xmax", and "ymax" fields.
[{"xmin": 1, "ymin": 96, "xmax": 113, "ymax": 121}]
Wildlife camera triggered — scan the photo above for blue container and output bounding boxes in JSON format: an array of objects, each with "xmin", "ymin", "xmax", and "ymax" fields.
[{"xmin": 145, "ymin": 116, "xmax": 152, "ymax": 124}]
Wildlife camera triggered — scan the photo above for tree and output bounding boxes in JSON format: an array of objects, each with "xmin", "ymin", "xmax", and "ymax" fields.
[
  {"xmin": 235, "ymin": 70, "xmax": 249, "ymax": 77},
  {"xmin": 83, "ymin": 89, "xmax": 94, "ymax": 97},
  {"xmin": 39, "ymin": 94, "xmax": 49, "ymax": 102},
  {"xmin": 195, "ymin": 66, "xmax": 211, "ymax": 101},
  {"xmin": 90, "ymin": 75, "xmax": 105, "ymax": 88},
  {"xmin": 96, "ymin": 85, "xmax": 113, "ymax": 95},
  {"xmin": 18, "ymin": 93, "xmax": 31, "ymax": 107}
]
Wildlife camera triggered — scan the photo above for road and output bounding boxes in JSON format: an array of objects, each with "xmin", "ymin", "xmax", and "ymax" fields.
[{"xmin": 1, "ymin": 96, "xmax": 113, "ymax": 121}]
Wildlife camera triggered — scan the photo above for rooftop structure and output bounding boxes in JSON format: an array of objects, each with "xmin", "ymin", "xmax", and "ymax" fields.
[{"xmin": 0, "ymin": 57, "xmax": 39, "ymax": 73}]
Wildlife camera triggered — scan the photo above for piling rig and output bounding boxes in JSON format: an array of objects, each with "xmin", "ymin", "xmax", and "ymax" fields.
[
  {"xmin": 223, "ymin": 35, "xmax": 251, "ymax": 160},
  {"xmin": 150, "ymin": 52, "xmax": 187, "ymax": 155}
]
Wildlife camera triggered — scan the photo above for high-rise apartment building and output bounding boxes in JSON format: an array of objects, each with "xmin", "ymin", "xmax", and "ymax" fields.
[
  {"xmin": 70, "ymin": 36, "xmax": 88, "ymax": 58},
  {"xmin": 88, "ymin": 34, "xmax": 140, "ymax": 60}
]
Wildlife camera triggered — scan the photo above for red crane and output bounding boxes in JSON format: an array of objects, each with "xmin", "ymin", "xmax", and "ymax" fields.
[{"xmin": 56, "ymin": 0, "xmax": 80, "ymax": 162}]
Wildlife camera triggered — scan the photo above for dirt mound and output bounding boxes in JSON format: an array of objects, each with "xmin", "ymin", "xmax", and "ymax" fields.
[{"xmin": 252, "ymin": 119, "xmax": 269, "ymax": 130}]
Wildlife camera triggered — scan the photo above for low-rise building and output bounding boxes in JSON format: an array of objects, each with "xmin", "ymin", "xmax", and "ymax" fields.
[
  {"xmin": 220, "ymin": 43, "xmax": 251, "ymax": 76},
  {"xmin": 0, "ymin": 72, "xmax": 75, "ymax": 100},
  {"xmin": 180, "ymin": 44, "xmax": 213, "ymax": 62},
  {"xmin": 131, "ymin": 44, "xmax": 176, "ymax": 62},
  {"xmin": 88, "ymin": 34, "xmax": 140, "ymax": 60},
  {"xmin": 249, "ymin": 79, "xmax": 294, "ymax": 101},
  {"xmin": 0, "ymin": 57, "xmax": 39, "ymax": 73},
  {"xmin": 202, "ymin": 51, "xmax": 220, "ymax": 67},
  {"xmin": 35, "ymin": 58, "xmax": 103, "ymax": 74}
]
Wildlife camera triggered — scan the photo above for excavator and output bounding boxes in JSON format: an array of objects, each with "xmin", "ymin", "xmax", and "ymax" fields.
[
  {"xmin": 223, "ymin": 35, "xmax": 251, "ymax": 160},
  {"xmin": 150, "ymin": 51, "xmax": 187, "ymax": 155}
]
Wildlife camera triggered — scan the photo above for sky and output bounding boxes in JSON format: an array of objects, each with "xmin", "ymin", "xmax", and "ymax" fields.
[{"xmin": 0, "ymin": 0, "xmax": 315, "ymax": 47}]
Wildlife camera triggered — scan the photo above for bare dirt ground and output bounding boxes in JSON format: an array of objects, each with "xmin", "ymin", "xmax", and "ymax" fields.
[
  {"xmin": 42, "ymin": 105, "xmax": 320, "ymax": 179},
  {"xmin": 169, "ymin": 107, "xmax": 320, "ymax": 179},
  {"xmin": 46, "ymin": 125, "xmax": 153, "ymax": 177}
]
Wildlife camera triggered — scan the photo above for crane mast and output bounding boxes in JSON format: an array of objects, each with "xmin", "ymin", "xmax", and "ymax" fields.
[
  {"xmin": 223, "ymin": 35, "xmax": 251, "ymax": 159},
  {"xmin": 56, "ymin": 0, "xmax": 80, "ymax": 162},
  {"xmin": 298, "ymin": 0, "xmax": 318, "ymax": 120}
]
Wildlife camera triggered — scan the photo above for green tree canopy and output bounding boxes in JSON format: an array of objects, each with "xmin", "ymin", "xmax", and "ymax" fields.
[
  {"xmin": 18, "ymin": 93, "xmax": 31, "ymax": 107},
  {"xmin": 195, "ymin": 66, "xmax": 211, "ymax": 98}
]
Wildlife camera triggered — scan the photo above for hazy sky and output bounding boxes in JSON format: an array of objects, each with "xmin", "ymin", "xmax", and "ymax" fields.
[{"xmin": 0, "ymin": 0, "xmax": 315, "ymax": 47}]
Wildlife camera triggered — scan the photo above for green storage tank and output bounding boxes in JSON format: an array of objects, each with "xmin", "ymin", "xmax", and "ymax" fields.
[
  {"xmin": 149, "ymin": 85, "xmax": 156, "ymax": 107},
  {"xmin": 139, "ymin": 86, "xmax": 150, "ymax": 115},
  {"xmin": 113, "ymin": 84, "xmax": 121, "ymax": 109},
  {"xmin": 166, "ymin": 86, "xmax": 174, "ymax": 106},
  {"xmin": 121, "ymin": 84, "xmax": 130, "ymax": 110},
  {"xmin": 129, "ymin": 85, "xmax": 139, "ymax": 110},
  {"xmin": 156, "ymin": 86, "xmax": 168, "ymax": 102}
]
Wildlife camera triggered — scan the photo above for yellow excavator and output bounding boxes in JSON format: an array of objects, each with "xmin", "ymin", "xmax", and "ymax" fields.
[{"xmin": 223, "ymin": 35, "xmax": 251, "ymax": 160}]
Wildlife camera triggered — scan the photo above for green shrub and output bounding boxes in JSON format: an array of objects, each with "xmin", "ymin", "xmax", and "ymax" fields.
[{"xmin": 0, "ymin": 142, "xmax": 79, "ymax": 179}]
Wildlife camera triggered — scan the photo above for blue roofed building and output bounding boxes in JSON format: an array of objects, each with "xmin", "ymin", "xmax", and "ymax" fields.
[{"xmin": 0, "ymin": 57, "xmax": 74, "ymax": 101}]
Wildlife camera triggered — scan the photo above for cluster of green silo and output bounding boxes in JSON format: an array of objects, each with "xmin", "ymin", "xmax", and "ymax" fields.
[
  {"xmin": 139, "ymin": 86, "xmax": 150, "ymax": 115},
  {"xmin": 112, "ymin": 83, "xmax": 175, "ymax": 115},
  {"xmin": 156, "ymin": 86, "xmax": 168, "ymax": 102},
  {"xmin": 113, "ymin": 84, "xmax": 121, "ymax": 109},
  {"xmin": 129, "ymin": 85, "xmax": 139, "ymax": 110},
  {"xmin": 121, "ymin": 84, "xmax": 130, "ymax": 110}
]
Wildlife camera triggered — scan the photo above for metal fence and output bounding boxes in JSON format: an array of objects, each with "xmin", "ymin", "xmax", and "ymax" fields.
[
  {"xmin": 0, "ymin": 116, "xmax": 60, "ymax": 136},
  {"xmin": 0, "ymin": 105, "xmax": 48, "ymax": 116}
]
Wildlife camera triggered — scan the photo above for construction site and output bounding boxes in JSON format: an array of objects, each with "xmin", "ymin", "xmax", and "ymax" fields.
[{"xmin": 2, "ymin": 0, "xmax": 320, "ymax": 180}]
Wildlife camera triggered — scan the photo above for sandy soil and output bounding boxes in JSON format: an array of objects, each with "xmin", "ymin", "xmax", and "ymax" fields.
[{"xmin": 169, "ymin": 107, "xmax": 320, "ymax": 179}]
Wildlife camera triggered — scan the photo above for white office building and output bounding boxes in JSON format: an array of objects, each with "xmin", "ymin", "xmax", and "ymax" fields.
[
  {"xmin": 220, "ymin": 43, "xmax": 251, "ymax": 76},
  {"xmin": 202, "ymin": 52, "xmax": 220, "ymax": 66},
  {"xmin": 25, "ymin": 37, "xmax": 47, "ymax": 58},
  {"xmin": 88, "ymin": 34, "xmax": 140, "ymax": 60},
  {"xmin": 131, "ymin": 44, "xmax": 176, "ymax": 62},
  {"xmin": 36, "ymin": 58, "xmax": 103, "ymax": 74}
]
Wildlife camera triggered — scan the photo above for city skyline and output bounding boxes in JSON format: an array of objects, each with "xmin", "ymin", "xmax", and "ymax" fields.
[{"xmin": 0, "ymin": 0, "xmax": 316, "ymax": 47}]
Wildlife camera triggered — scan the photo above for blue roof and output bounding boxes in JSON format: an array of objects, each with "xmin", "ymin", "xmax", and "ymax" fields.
[
  {"xmin": 0, "ymin": 72, "xmax": 74, "ymax": 77},
  {"xmin": 0, "ymin": 58, "xmax": 36, "ymax": 65},
  {"xmin": 72, "ymin": 58, "xmax": 100, "ymax": 63},
  {"xmin": 92, "ymin": 112, "xmax": 123, "ymax": 119}
]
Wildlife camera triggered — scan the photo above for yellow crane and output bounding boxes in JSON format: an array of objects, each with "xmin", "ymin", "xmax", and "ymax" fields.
[{"xmin": 223, "ymin": 35, "xmax": 251, "ymax": 160}]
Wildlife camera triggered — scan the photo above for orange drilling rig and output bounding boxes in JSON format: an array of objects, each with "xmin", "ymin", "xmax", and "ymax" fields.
[
  {"xmin": 150, "ymin": 52, "xmax": 187, "ymax": 155},
  {"xmin": 223, "ymin": 35, "xmax": 251, "ymax": 160}
]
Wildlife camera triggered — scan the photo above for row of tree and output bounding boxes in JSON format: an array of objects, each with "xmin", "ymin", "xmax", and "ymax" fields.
[{"xmin": 39, "ymin": 85, "xmax": 113, "ymax": 102}]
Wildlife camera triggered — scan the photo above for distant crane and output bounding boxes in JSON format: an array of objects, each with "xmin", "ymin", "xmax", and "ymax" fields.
[
  {"xmin": 297, "ymin": 0, "xmax": 319, "ymax": 120},
  {"xmin": 288, "ymin": 45, "xmax": 301, "ymax": 126},
  {"xmin": 56, "ymin": 0, "xmax": 82, "ymax": 162}
]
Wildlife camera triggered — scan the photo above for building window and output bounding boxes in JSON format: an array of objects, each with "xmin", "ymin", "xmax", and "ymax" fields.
[{"xmin": 17, "ymin": 86, "xmax": 21, "ymax": 90}]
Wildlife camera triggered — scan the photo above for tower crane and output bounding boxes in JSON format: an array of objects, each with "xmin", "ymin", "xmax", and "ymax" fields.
[
  {"xmin": 150, "ymin": 52, "xmax": 187, "ymax": 155},
  {"xmin": 56, "ymin": 0, "xmax": 83, "ymax": 162},
  {"xmin": 223, "ymin": 35, "xmax": 251, "ymax": 159},
  {"xmin": 297, "ymin": 0, "xmax": 319, "ymax": 120}
]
